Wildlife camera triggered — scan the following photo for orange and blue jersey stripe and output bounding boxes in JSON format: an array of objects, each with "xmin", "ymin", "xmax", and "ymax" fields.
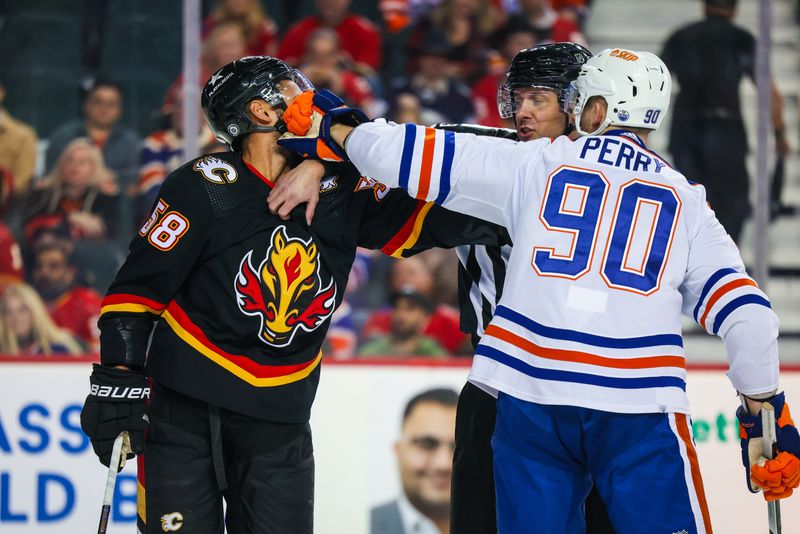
[
  {"xmin": 692, "ymin": 268, "xmax": 770, "ymax": 334},
  {"xmin": 399, "ymin": 124, "xmax": 456, "ymax": 204},
  {"xmin": 478, "ymin": 305, "xmax": 686, "ymax": 390}
]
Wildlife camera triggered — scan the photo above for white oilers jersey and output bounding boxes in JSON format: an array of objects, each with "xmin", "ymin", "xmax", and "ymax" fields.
[{"xmin": 347, "ymin": 122, "xmax": 779, "ymax": 414}]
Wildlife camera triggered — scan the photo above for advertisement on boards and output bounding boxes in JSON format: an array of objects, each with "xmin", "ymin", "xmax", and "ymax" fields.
[{"xmin": 0, "ymin": 360, "xmax": 798, "ymax": 533}]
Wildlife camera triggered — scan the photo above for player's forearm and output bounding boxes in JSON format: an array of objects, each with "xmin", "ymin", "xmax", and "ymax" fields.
[
  {"xmin": 722, "ymin": 307, "xmax": 780, "ymax": 401},
  {"xmin": 340, "ymin": 121, "xmax": 525, "ymax": 230},
  {"xmin": 330, "ymin": 123, "xmax": 355, "ymax": 155},
  {"xmin": 98, "ymin": 315, "xmax": 155, "ymax": 369}
]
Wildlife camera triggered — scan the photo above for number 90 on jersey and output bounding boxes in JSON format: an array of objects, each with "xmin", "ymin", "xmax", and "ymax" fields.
[{"xmin": 532, "ymin": 166, "xmax": 681, "ymax": 295}]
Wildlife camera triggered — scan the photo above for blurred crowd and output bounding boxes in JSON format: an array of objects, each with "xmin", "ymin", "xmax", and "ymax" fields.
[{"xmin": 0, "ymin": 0, "xmax": 592, "ymax": 358}]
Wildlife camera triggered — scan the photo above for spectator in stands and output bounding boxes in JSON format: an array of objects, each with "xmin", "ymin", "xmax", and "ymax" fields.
[
  {"xmin": 135, "ymin": 86, "xmax": 219, "ymax": 225},
  {"xmin": 45, "ymin": 80, "xmax": 138, "ymax": 197},
  {"xmin": 362, "ymin": 257, "xmax": 469, "ymax": 354},
  {"xmin": 165, "ymin": 21, "xmax": 248, "ymax": 124},
  {"xmin": 371, "ymin": 388, "xmax": 458, "ymax": 534},
  {"xmin": 551, "ymin": 0, "xmax": 589, "ymax": 27},
  {"xmin": 472, "ymin": 17, "xmax": 538, "ymax": 127},
  {"xmin": 379, "ymin": 0, "xmax": 412, "ymax": 34},
  {"xmin": 0, "ymin": 167, "xmax": 23, "ymax": 291},
  {"xmin": 0, "ymin": 282, "xmax": 82, "ymax": 356},
  {"xmin": 0, "ymin": 82, "xmax": 37, "ymax": 199},
  {"xmin": 388, "ymin": 30, "xmax": 475, "ymax": 125},
  {"xmin": 662, "ymin": 0, "xmax": 790, "ymax": 243},
  {"xmin": 325, "ymin": 300, "xmax": 358, "ymax": 359},
  {"xmin": 278, "ymin": 0, "xmax": 383, "ymax": 75},
  {"xmin": 203, "ymin": 20, "xmax": 249, "ymax": 77},
  {"xmin": 509, "ymin": 0, "xmax": 587, "ymax": 45},
  {"xmin": 360, "ymin": 287, "xmax": 446, "ymax": 357},
  {"xmin": 24, "ymin": 139, "xmax": 119, "ymax": 243},
  {"xmin": 30, "ymin": 241, "xmax": 102, "ymax": 351},
  {"xmin": 204, "ymin": 0, "xmax": 279, "ymax": 57},
  {"xmin": 393, "ymin": 94, "xmax": 423, "ymax": 124},
  {"xmin": 300, "ymin": 28, "xmax": 386, "ymax": 119},
  {"xmin": 406, "ymin": 0, "xmax": 502, "ymax": 83}
]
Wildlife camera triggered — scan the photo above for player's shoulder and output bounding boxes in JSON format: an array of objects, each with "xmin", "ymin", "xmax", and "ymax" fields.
[
  {"xmin": 660, "ymin": 165, "xmax": 709, "ymax": 205},
  {"xmin": 162, "ymin": 151, "xmax": 242, "ymax": 190}
]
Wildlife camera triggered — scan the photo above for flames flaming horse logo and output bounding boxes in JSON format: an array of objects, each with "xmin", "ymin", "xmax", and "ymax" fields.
[{"xmin": 235, "ymin": 226, "xmax": 336, "ymax": 347}]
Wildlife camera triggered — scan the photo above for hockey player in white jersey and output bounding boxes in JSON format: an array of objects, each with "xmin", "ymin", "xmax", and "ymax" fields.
[{"xmin": 278, "ymin": 48, "xmax": 800, "ymax": 533}]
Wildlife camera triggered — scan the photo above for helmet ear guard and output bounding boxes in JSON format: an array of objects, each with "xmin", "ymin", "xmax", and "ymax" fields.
[{"xmin": 570, "ymin": 48, "xmax": 672, "ymax": 136}]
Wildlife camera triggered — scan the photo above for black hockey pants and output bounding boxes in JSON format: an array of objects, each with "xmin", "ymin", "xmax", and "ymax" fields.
[{"xmin": 138, "ymin": 382, "xmax": 314, "ymax": 534}]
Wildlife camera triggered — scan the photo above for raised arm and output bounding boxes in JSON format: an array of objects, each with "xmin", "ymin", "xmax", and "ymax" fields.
[{"xmin": 331, "ymin": 121, "xmax": 539, "ymax": 233}]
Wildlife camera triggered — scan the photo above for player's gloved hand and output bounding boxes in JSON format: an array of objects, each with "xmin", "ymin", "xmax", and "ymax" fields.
[
  {"xmin": 277, "ymin": 89, "xmax": 368, "ymax": 162},
  {"xmin": 80, "ymin": 364, "xmax": 149, "ymax": 470},
  {"xmin": 737, "ymin": 392, "xmax": 800, "ymax": 500}
]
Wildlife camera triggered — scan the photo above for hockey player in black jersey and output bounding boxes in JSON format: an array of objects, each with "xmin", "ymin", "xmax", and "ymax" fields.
[
  {"xmin": 78, "ymin": 56, "xmax": 507, "ymax": 534},
  {"xmin": 270, "ymin": 43, "xmax": 616, "ymax": 534}
]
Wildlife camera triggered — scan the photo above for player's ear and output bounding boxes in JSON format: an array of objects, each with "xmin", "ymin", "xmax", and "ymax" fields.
[
  {"xmin": 585, "ymin": 96, "xmax": 607, "ymax": 133},
  {"xmin": 247, "ymin": 99, "xmax": 279, "ymax": 127}
]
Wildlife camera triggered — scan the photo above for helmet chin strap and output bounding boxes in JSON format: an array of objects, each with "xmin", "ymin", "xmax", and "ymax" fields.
[
  {"xmin": 251, "ymin": 123, "xmax": 284, "ymax": 134},
  {"xmin": 562, "ymin": 114, "xmax": 574, "ymax": 136}
]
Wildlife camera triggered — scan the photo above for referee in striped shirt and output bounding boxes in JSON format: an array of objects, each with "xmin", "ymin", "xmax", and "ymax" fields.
[{"xmin": 439, "ymin": 43, "xmax": 615, "ymax": 534}]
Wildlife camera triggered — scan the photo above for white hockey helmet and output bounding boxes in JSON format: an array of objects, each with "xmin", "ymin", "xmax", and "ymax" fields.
[{"xmin": 564, "ymin": 48, "xmax": 672, "ymax": 136}]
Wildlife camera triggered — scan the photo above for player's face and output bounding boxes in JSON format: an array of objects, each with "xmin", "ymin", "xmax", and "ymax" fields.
[
  {"xmin": 1, "ymin": 294, "xmax": 33, "ymax": 340},
  {"xmin": 513, "ymin": 87, "xmax": 566, "ymax": 142},
  {"xmin": 256, "ymin": 80, "xmax": 306, "ymax": 126},
  {"xmin": 395, "ymin": 402, "xmax": 456, "ymax": 516}
]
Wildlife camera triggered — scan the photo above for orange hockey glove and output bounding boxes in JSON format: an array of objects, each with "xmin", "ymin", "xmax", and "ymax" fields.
[{"xmin": 737, "ymin": 393, "xmax": 800, "ymax": 501}]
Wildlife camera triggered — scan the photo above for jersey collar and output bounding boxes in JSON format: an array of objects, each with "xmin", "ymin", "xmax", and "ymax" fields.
[
  {"xmin": 243, "ymin": 160, "xmax": 275, "ymax": 188},
  {"xmin": 602, "ymin": 129, "xmax": 674, "ymax": 171},
  {"xmin": 603, "ymin": 129, "xmax": 647, "ymax": 147}
]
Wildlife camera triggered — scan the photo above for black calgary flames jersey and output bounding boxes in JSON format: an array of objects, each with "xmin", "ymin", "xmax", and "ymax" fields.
[{"xmin": 99, "ymin": 151, "xmax": 506, "ymax": 422}]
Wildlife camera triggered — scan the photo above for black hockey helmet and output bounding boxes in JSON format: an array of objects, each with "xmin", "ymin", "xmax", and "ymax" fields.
[
  {"xmin": 497, "ymin": 42, "xmax": 592, "ymax": 119},
  {"xmin": 201, "ymin": 56, "xmax": 314, "ymax": 149}
]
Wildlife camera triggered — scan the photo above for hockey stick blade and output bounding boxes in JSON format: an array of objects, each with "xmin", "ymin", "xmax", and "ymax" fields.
[
  {"xmin": 762, "ymin": 402, "xmax": 782, "ymax": 534},
  {"xmin": 97, "ymin": 432, "xmax": 127, "ymax": 534}
]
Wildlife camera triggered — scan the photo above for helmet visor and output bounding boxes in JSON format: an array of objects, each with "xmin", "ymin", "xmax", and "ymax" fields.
[
  {"xmin": 255, "ymin": 69, "xmax": 315, "ymax": 110},
  {"xmin": 497, "ymin": 84, "xmax": 562, "ymax": 119},
  {"xmin": 497, "ymin": 84, "xmax": 514, "ymax": 119},
  {"xmin": 562, "ymin": 81, "xmax": 581, "ymax": 115}
]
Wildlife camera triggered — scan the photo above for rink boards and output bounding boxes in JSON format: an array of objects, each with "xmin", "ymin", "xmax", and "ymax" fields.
[{"xmin": 0, "ymin": 358, "xmax": 797, "ymax": 533}]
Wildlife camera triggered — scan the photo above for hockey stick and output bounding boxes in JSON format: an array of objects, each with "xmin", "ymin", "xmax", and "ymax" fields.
[
  {"xmin": 97, "ymin": 432, "xmax": 128, "ymax": 534},
  {"xmin": 761, "ymin": 402, "xmax": 781, "ymax": 534}
]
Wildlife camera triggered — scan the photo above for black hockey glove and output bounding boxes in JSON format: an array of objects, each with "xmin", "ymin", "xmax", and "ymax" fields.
[{"xmin": 80, "ymin": 364, "xmax": 149, "ymax": 469}]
